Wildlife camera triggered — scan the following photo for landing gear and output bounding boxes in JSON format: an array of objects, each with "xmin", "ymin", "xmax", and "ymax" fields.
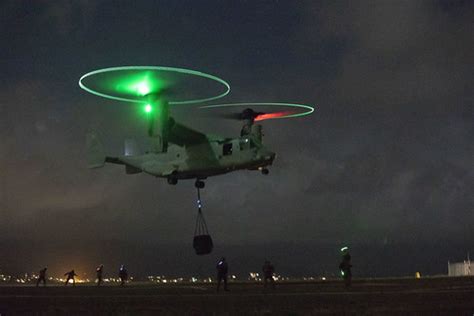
[
  {"xmin": 195, "ymin": 180, "xmax": 205, "ymax": 189},
  {"xmin": 167, "ymin": 177, "xmax": 177, "ymax": 185},
  {"xmin": 261, "ymin": 168, "xmax": 269, "ymax": 175}
]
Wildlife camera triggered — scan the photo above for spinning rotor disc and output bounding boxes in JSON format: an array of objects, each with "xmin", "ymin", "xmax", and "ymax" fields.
[
  {"xmin": 199, "ymin": 102, "xmax": 314, "ymax": 122},
  {"xmin": 79, "ymin": 66, "xmax": 230, "ymax": 105}
]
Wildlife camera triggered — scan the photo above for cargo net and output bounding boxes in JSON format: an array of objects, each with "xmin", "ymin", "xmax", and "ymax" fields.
[{"xmin": 193, "ymin": 188, "xmax": 213, "ymax": 255}]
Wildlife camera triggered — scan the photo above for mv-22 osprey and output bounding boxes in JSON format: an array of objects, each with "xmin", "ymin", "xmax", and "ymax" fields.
[{"xmin": 81, "ymin": 66, "xmax": 314, "ymax": 188}]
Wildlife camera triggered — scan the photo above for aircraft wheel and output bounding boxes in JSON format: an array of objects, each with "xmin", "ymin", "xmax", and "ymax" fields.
[
  {"xmin": 261, "ymin": 168, "xmax": 269, "ymax": 175},
  {"xmin": 195, "ymin": 180, "xmax": 205, "ymax": 189},
  {"xmin": 167, "ymin": 177, "xmax": 178, "ymax": 185}
]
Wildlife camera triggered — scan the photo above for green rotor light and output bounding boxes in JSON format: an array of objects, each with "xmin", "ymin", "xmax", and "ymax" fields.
[
  {"xmin": 78, "ymin": 66, "xmax": 231, "ymax": 105},
  {"xmin": 144, "ymin": 104, "xmax": 152, "ymax": 113},
  {"xmin": 136, "ymin": 82, "xmax": 151, "ymax": 96},
  {"xmin": 200, "ymin": 102, "xmax": 315, "ymax": 120}
]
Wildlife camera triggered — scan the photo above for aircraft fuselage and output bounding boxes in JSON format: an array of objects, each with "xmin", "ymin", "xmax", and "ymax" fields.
[{"xmin": 118, "ymin": 136, "xmax": 275, "ymax": 180}]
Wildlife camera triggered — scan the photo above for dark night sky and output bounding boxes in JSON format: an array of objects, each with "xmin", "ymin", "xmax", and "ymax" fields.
[{"xmin": 1, "ymin": 1, "xmax": 473, "ymax": 278}]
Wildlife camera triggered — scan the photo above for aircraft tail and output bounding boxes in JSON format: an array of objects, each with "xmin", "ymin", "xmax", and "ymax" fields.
[{"xmin": 86, "ymin": 132, "xmax": 106, "ymax": 168}]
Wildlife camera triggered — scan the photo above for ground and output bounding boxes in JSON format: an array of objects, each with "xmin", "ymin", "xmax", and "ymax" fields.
[{"xmin": 1, "ymin": 277, "xmax": 474, "ymax": 315}]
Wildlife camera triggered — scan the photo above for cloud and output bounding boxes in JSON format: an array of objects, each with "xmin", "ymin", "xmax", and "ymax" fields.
[
  {"xmin": 1, "ymin": 1, "xmax": 472, "ymax": 253},
  {"xmin": 300, "ymin": 1, "xmax": 474, "ymax": 114},
  {"xmin": 1, "ymin": 0, "xmax": 99, "ymax": 37}
]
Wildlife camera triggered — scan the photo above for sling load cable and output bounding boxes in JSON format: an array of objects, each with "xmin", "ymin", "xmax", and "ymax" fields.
[{"xmin": 193, "ymin": 187, "xmax": 213, "ymax": 255}]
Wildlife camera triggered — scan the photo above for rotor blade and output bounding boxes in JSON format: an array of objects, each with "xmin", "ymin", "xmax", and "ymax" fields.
[
  {"xmin": 145, "ymin": 86, "xmax": 176, "ymax": 101},
  {"xmin": 197, "ymin": 110, "xmax": 243, "ymax": 120},
  {"xmin": 254, "ymin": 111, "xmax": 295, "ymax": 121},
  {"xmin": 207, "ymin": 108, "xmax": 264, "ymax": 121},
  {"xmin": 198, "ymin": 107, "xmax": 293, "ymax": 122}
]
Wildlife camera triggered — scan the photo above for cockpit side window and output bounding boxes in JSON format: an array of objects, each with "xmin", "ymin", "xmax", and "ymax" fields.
[
  {"xmin": 239, "ymin": 138, "xmax": 249, "ymax": 151},
  {"xmin": 239, "ymin": 138, "xmax": 259, "ymax": 150},
  {"xmin": 223, "ymin": 143, "xmax": 232, "ymax": 156}
]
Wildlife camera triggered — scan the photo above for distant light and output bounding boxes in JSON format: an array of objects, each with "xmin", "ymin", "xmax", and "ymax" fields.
[
  {"xmin": 340, "ymin": 270, "xmax": 345, "ymax": 276},
  {"xmin": 145, "ymin": 104, "xmax": 152, "ymax": 113},
  {"xmin": 340, "ymin": 246, "xmax": 348, "ymax": 252}
]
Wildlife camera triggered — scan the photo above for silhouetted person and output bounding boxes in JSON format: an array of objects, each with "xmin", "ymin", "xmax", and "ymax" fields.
[
  {"xmin": 96, "ymin": 264, "xmax": 104, "ymax": 286},
  {"xmin": 118, "ymin": 265, "xmax": 128, "ymax": 286},
  {"xmin": 216, "ymin": 257, "xmax": 229, "ymax": 292},
  {"xmin": 36, "ymin": 267, "xmax": 47, "ymax": 287},
  {"xmin": 262, "ymin": 260, "xmax": 275, "ymax": 289},
  {"xmin": 339, "ymin": 248, "xmax": 352, "ymax": 287},
  {"xmin": 64, "ymin": 270, "xmax": 77, "ymax": 286}
]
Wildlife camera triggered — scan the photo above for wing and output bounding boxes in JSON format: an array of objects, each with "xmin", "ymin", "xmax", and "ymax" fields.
[
  {"xmin": 168, "ymin": 119, "xmax": 221, "ymax": 168},
  {"xmin": 168, "ymin": 119, "xmax": 208, "ymax": 146}
]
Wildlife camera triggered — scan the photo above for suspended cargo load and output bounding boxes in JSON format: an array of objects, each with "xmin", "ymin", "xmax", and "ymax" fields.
[
  {"xmin": 193, "ymin": 188, "xmax": 213, "ymax": 255},
  {"xmin": 193, "ymin": 234, "xmax": 213, "ymax": 255}
]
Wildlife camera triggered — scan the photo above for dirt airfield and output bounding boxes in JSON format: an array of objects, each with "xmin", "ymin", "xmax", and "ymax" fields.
[{"xmin": 1, "ymin": 276, "xmax": 474, "ymax": 315}]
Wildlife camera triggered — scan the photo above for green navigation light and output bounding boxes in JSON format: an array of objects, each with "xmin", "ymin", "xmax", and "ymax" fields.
[
  {"xmin": 136, "ymin": 82, "xmax": 150, "ymax": 96},
  {"xmin": 145, "ymin": 104, "xmax": 152, "ymax": 113}
]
